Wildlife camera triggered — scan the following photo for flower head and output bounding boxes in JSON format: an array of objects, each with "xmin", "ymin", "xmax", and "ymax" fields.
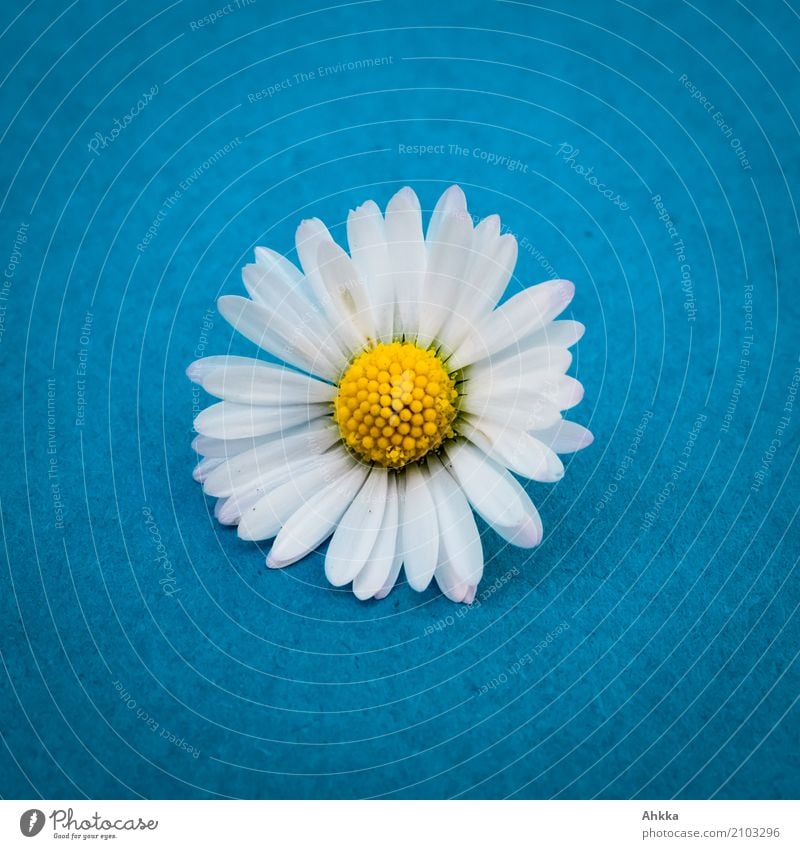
[
  {"xmin": 188, "ymin": 186, "xmax": 593, "ymax": 602},
  {"xmin": 334, "ymin": 341, "xmax": 458, "ymax": 467}
]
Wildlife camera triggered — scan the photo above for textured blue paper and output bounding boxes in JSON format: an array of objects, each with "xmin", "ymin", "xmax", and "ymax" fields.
[{"xmin": 1, "ymin": 0, "xmax": 798, "ymax": 799}]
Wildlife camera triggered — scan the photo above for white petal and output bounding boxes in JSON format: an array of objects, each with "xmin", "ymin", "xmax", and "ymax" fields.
[
  {"xmin": 532, "ymin": 420, "xmax": 594, "ymax": 454},
  {"xmin": 467, "ymin": 219, "xmax": 516, "ymax": 310},
  {"xmin": 193, "ymin": 400, "xmax": 330, "ymax": 440},
  {"xmin": 385, "ymin": 187, "xmax": 426, "ymax": 340},
  {"xmin": 352, "ymin": 474, "xmax": 400, "ymax": 600},
  {"xmin": 459, "ymin": 321, "xmax": 585, "ymax": 376},
  {"xmin": 242, "ymin": 262, "xmax": 294, "ymax": 307},
  {"xmin": 237, "ymin": 448, "xmax": 354, "ymax": 541},
  {"xmin": 463, "ymin": 584, "xmax": 478, "ymax": 605},
  {"xmin": 199, "ymin": 362, "xmax": 335, "ymax": 406},
  {"xmin": 466, "ymin": 346, "xmax": 572, "ymax": 383},
  {"xmin": 216, "ymin": 487, "xmax": 263, "ymax": 526},
  {"xmin": 433, "ymin": 558, "xmax": 471, "ymax": 603},
  {"xmin": 397, "ymin": 464, "xmax": 439, "ymax": 592},
  {"xmin": 214, "ymin": 496, "xmax": 237, "ymax": 524},
  {"xmin": 459, "ymin": 394, "xmax": 562, "ymax": 431},
  {"xmin": 254, "ymin": 245, "xmax": 303, "ymax": 282},
  {"xmin": 501, "ymin": 515, "xmax": 543, "ymax": 548},
  {"xmin": 267, "ymin": 464, "xmax": 369, "ymax": 568},
  {"xmin": 443, "ymin": 441, "xmax": 525, "ymax": 528},
  {"xmin": 193, "ymin": 456, "xmax": 224, "ymax": 483},
  {"xmin": 449, "ymin": 279, "xmax": 575, "ymax": 369},
  {"xmin": 186, "ymin": 354, "xmax": 267, "ymax": 383},
  {"xmin": 192, "ymin": 433, "xmax": 275, "ymax": 459},
  {"xmin": 316, "ymin": 239, "xmax": 375, "ymax": 348},
  {"xmin": 325, "ymin": 468, "xmax": 388, "ymax": 587},
  {"xmin": 242, "ymin": 263, "xmax": 345, "ymax": 360},
  {"xmin": 461, "ymin": 418, "xmax": 564, "ymax": 482},
  {"xmin": 202, "ymin": 419, "xmax": 338, "ymax": 498},
  {"xmin": 417, "ymin": 206, "xmax": 474, "ymax": 350},
  {"xmin": 428, "ymin": 460, "xmax": 484, "ymax": 587},
  {"xmin": 442, "ymin": 441, "xmax": 542, "ymax": 547},
  {"xmin": 374, "ymin": 547, "xmax": 403, "ymax": 600},
  {"xmin": 294, "ymin": 218, "xmax": 334, "ymax": 300},
  {"xmin": 536, "ymin": 374, "xmax": 585, "ymax": 411},
  {"xmin": 460, "ymin": 368, "xmax": 579, "ymax": 427},
  {"xmin": 218, "ymin": 295, "xmax": 339, "ymax": 380},
  {"xmin": 426, "ymin": 185, "xmax": 468, "ymax": 242},
  {"xmin": 347, "ymin": 201, "xmax": 393, "ymax": 342},
  {"xmin": 253, "ymin": 247, "xmax": 354, "ymax": 362},
  {"xmin": 518, "ymin": 319, "xmax": 585, "ymax": 351},
  {"xmin": 211, "ymin": 454, "xmax": 316, "ymax": 514},
  {"xmin": 442, "ymin": 229, "xmax": 517, "ymax": 351},
  {"xmin": 290, "ymin": 221, "xmax": 367, "ymax": 362},
  {"xmin": 475, "ymin": 213, "xmax": 500, "ymax": 243}
]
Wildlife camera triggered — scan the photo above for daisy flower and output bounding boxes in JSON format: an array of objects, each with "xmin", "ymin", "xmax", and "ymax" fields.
[{"xmin": 188, "ymin": 186, "xmax": 592, "ymax": 603}]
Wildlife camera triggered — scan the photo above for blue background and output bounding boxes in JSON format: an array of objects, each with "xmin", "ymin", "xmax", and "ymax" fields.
[{"xmin": 1, "ymin": 0, "xmax": 798, "ymax": 799}]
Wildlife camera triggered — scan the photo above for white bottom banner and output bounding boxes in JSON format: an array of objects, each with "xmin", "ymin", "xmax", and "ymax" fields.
[{"xmin": 2, "ymin": 800, "xmax": 797, "ymax": 848}]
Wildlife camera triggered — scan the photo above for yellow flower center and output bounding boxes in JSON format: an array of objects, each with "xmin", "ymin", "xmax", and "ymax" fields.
[{"xmin": 334, "ymin": 341, "xmax": 458, "ymax": 469}]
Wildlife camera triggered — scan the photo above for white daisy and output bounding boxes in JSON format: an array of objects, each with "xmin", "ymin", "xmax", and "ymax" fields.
[{"xmin": 188, "ymin": 186, "xmax": 593, "ymax": 603}]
